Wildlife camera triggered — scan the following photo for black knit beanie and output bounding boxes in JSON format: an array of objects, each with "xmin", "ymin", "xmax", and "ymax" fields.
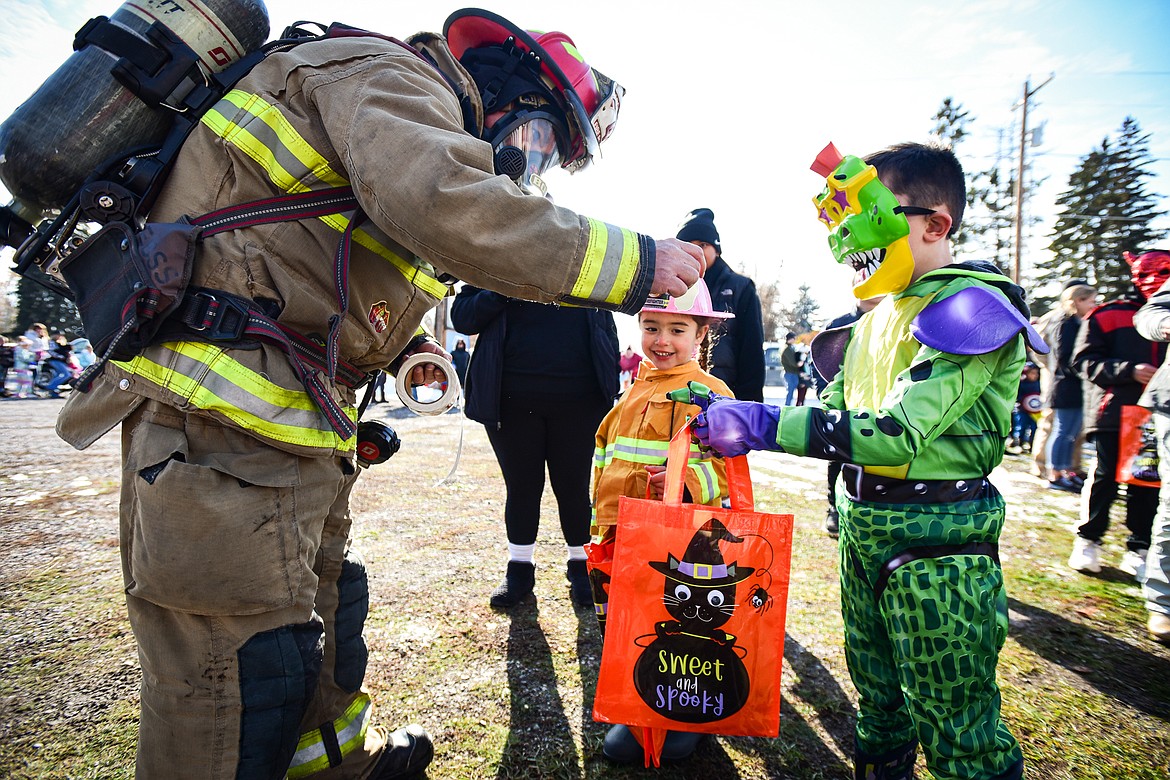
[{"xmin": 676, "ymin": 208, "xmax": 721, "ymax": 252}]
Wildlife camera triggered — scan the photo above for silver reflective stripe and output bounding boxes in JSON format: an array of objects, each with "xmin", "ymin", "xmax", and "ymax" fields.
[
  {"xmin": 689, "ymin": 460, "xmax": 719, "ymax": 503},
  {"xmin": 121, "ymin": 342, "xmax": 355, "ymax": 451},
  {"xmin": 220, "ymin": 101, "xmax": 335, "ymax": 189},
  {"xmin": 287, "ymin": 694, "xmax": 372, "ymax": 777},
  {"xmin": 574, "ymin": 218, "xmax": 639, "ymax": 305},
  {"xmin": 611, "ymin": 436, "xmax": 669, "ymax": 464},
  {"xmin": 589, "ymin": 222, "xmax": 630, "ymax": 301}
]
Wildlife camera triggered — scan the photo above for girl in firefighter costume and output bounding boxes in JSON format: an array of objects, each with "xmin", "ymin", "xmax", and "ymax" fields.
[
  {"xmin": 675, "ymin": 143, "xmax": 1047, "ymax": 780},
  {"xmin": 590, "ymin": 279, "xmax": 734, "ymax": 763}
]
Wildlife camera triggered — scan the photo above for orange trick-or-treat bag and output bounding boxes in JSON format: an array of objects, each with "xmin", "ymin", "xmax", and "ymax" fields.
[{"xmin": 593, "ymin": 425, "xmax": 794, "ymax": 758}]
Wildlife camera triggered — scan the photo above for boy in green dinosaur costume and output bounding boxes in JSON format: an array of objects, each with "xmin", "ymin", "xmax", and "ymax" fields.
[{"xmin": 675, "ymin": 142, "xmax": 1046, "ymax": 780}]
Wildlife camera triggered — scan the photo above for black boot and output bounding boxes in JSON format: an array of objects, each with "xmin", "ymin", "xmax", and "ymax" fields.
[
  {"xmin": 855, "ymin": 739, "xmax": 917, "ymax": 780},
  {"xmin": 566, "ymin": 559, "xmax": 593, "ymax": 607},
  {"xmin": 368, "ymin": 724, "xmax": 433, "ymax": 779},
  {"xmin": 825, "ymin": 510, "xmax": 840, "ymax": 539},
  {"xmin": 490, "ymin": 561, "xmax": 535, "ymax": 608}
]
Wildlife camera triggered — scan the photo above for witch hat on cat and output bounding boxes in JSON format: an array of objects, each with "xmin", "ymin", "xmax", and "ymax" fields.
[{"xmin": 650, "ymin": 517, "xmax": 753, "ymax": 587}]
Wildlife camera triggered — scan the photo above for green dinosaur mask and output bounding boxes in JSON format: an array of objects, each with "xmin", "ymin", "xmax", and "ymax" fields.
[{"xmin": 811, "ymin": 145, "xmax": 914, "ymax": 298}]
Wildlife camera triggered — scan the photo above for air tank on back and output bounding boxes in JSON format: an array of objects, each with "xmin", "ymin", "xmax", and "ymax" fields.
[{"xmin": 0, "ymin": 0, "xmax": 270, "ymax": 225}]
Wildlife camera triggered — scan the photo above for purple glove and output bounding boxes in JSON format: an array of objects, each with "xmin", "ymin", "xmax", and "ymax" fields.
[{"xmin": 669, "ymin": 382, "xmax": 782, "ymax": 457}]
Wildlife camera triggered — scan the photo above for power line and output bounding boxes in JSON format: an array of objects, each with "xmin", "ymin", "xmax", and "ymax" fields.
[{"xmin": 1046, "ymin": 214, "xmax": 1168, "ymax": 223}]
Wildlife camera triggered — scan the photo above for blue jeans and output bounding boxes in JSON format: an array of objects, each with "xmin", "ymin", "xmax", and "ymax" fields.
[
  {"xmin": 784, "ymin": 372, "xmax": 800, "ymax": 405},
  {"xmin": 1010, "ymin": 411, "xmax": 1036, "ymax": 445},
  {"xmin": 1046, "ymin": 407, "xmax": 1083, "ymax": 472},
  {"xmin": 42, "ymin": 359, "xmax": 72, "ymax": 393}
]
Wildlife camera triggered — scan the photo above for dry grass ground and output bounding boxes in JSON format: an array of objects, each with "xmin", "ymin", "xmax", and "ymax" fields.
[{"xmin": 1, "ymin": 396, "xmax": 1168, "ymax": 779}]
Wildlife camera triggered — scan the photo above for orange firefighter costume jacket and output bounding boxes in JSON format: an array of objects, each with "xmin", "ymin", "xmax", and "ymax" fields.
[{"xmin": 592, "ymin": 359, "xmax": 732, "ymax": 534}]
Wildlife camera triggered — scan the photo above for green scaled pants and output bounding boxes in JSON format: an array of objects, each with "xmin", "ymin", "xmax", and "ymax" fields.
[{"xmin": 838, "ymin": 487, "xmax": 1023, "ymax": 780}]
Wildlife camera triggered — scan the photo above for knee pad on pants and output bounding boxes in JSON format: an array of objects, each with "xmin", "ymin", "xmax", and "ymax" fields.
[
  {"xmin": 237, "ymin": 619, "xmax": 325, "ymax": 778},
  {"xmin": 334, "ymin": 550, "xmax": 370, "ymax": 693}
]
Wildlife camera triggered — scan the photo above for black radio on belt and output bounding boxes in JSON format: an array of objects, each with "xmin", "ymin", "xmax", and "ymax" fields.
[{"xmin": 356, "ymin": 420, "xmax": 400, "ymax": 467}]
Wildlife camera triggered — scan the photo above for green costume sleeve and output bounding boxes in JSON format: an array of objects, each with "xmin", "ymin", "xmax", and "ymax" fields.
[
  {"xmin": 817, "ymin": 358, "xmax": 847, "ymax": 412},
  {"xmin": 775, "ymin": 339, "xmax": 1022, "ymax": 480}
]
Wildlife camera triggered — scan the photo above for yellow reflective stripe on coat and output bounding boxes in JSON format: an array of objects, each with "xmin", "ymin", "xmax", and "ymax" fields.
[
  {"xmin": 687, "ymin": 460, "xmax": 719, "ymax": 504},
  {"xmin": 201, "ymin": 90, "xmax": 447, "ymax": 299},
  {"xmin": 117, "ymin": 342, "xmax": 357, "ymax": 452},
  {"xmin": 596, "ymin": 436, "xmax": 718, "ymax": 503},
  {"xmin": 286, "ymin": 693, "xmax": 372, "ymax": 779},
  {"xmin": 574, "ymin": 218, "xmax": 640, "ymax": 305},
  {"xmin": 601, "ymin": 435, "xmax": 709, "ymax": 466}
]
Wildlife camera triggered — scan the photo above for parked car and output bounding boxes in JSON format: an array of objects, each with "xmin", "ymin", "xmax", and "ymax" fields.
[{"xmin": 763, "ymin": 341, "xmax": 783, "ymax": 387}]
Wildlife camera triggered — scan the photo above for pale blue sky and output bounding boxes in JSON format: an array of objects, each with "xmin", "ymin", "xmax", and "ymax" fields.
[{"xmin": 2, "ymin": 0, "xmax": 1167, "ymax": 345}]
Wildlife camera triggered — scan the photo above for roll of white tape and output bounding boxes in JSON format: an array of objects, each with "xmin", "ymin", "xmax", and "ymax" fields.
[{"xmin": 395, "ymin": 352, "xmax": 461, "ymax": 415}]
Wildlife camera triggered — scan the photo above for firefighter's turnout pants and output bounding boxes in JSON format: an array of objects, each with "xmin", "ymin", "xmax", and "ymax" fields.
[{"xmin": 121, "ymin": 400, "xmax": 385, "ymax": 779}]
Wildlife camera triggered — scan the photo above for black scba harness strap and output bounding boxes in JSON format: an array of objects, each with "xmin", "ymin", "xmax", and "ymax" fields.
[
  {"xmin": 61, "ymin": 187, "xmax": 367, "ymax": 439},
  {"xmin": 15, "ymin": 19, "xmax": 422, "ymax": 440}
]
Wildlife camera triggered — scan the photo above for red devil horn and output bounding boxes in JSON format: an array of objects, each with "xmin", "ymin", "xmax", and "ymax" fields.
[
  {"xmin": 1124, "ymin": 251, "xmax": 1138, "ymax": 268},
  {"xmin": 810, "ymin": 142, "xmax": 844, "ymax": 177}
]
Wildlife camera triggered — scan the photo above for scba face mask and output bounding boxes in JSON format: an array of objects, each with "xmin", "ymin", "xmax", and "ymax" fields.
[
  {"xmin": 810, "ymin": 143, "xmax": 915, "ymax": 298},
  {"xmin": 492, "ymin": 114, "xmax": 563, "ymax": 198}
]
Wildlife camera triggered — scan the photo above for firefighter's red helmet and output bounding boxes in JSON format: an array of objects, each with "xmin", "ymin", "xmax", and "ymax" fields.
[{"xmin": 444, "ymin": 8, "xmax": 623, "ymax": 172}]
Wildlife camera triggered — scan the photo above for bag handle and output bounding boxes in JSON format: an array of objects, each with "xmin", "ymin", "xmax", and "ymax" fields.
[{"xmin": 663, "ymin": 421, "xmax": 754, "ymax": 510}]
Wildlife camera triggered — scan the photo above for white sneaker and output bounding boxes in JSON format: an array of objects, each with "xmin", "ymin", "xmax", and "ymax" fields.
[
  {"xmin": 1069, "ymin": 537, "xmax": 1102, "ymax": 574},
  {"xmin": 1120, "ymin": 549, "xmax": 1148, "ymax": 581}
]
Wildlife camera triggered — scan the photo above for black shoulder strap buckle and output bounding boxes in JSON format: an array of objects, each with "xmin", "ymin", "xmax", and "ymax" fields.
[{"xmin": 74, "ymin": 16, "xmax": 208, "ymax": 113}]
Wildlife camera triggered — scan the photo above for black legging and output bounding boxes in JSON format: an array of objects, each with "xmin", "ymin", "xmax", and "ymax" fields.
[
  {"xmin": 484, "ymin": 392, "xmax": 612, "ymax": 548},
  {"xmin": 1077, "ymin": 430, "xmax": 1157, "ymax": 551}
]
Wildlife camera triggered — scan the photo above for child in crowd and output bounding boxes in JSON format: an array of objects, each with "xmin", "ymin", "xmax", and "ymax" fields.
[
  {"xmin": 590, "ymin": 278, "xmax": 733, "ymax": 764},
  {"xmin": 40, "ymin": 333, "xmax": 76, "ymax": 398},
  {"xmin": 1008, "ymin": 362, "xmax": 1042, "ymax": 454},
  {"xmin": 676, "ymin": 142, "xmax": 1044, "ymax": 780},
  {"xmin": 11, "ymin": 337, "xmax": 37, "ymax": 398}
]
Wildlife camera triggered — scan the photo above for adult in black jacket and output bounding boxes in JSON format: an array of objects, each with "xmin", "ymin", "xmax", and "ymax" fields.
[
  {"xmin": 451, "ymin": 285, "xmax": 619, "ymax": 608},
  {"xmin": 1070, "ymin": 254, "xmax": 1167, "ymax": 578},
  {"xmin": 676, "ymin": 208, "xmax": 766, "ymax": 401}
]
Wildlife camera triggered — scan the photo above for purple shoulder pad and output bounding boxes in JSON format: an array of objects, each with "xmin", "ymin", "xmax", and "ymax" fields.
[
  {"xmin": 811, "ymin": 326, "xmax": 851, "ymax": 384},
  {"xmin": 911, "ymin": 285, "xmax": 1050, "ymax": 355}
]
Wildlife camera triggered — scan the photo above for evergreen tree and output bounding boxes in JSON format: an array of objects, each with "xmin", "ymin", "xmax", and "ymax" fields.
[
  {"xmin": 783, "ymin": 284, "xmax": 820, "ymax": 335},
  {"xmin": 1042, "ymin": 117, "xmax": 1166, "ymax": 301},
  {"xmin": 14, "ymin": 269, "xmax": 82, "ymax": 337},
  {"xmin": 967, "ymin": 160, "xmax": 1017, "ymax": 270},
  {"xmin": 931, "ymin": 97, "xmax": 972, "ymax": 148}
]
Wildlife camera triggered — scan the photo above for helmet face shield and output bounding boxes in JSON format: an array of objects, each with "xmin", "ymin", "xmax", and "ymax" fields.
[{"xmin": 561, "ymin": 70, "xmax": 624, "ymax": 173}]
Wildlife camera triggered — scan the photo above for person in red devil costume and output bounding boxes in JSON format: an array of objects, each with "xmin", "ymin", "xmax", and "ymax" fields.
[{"xmin": 1068, "ymin": 250, "xmax": 1170, "ymax": 578}]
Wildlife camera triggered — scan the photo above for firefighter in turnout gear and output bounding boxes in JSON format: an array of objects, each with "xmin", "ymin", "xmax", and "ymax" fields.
[{"xmin": 50, "ymin": 8, "xmax": 702, "ymax": 778}]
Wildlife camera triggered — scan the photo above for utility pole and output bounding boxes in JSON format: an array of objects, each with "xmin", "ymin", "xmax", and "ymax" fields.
[{"xmin": 1011, "ymin": 74, "xmax": 1054, "ymax": 284}]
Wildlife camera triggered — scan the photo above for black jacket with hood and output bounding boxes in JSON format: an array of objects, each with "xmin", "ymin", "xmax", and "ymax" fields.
[
  {"xmin": 1074, "ymin": 290, "xmax": 1166, "ymax": 435},
  {"xmin": 450, "ymin": 285, "xmax": 619, "ymax": 429}
]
